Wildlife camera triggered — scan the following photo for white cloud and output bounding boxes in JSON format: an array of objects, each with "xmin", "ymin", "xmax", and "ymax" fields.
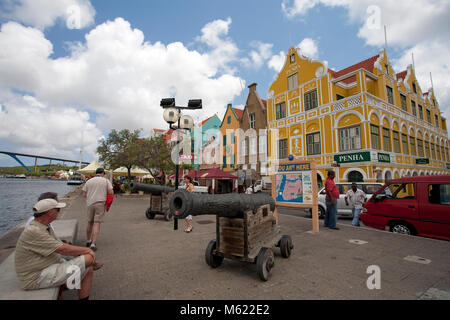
[
  {"xmin": 1, "ymin": 0, "xmax": 96, "ymax": 30},
  {"xmin": 0, "ymin": 17, "xmax": 245, "ymax": 161},
  {"xmin": 242, "ymin": 41, "xmax": 274, "ymax": 69},
  {"xmin": 298, "ymin": 38, "xmax": 319, "ymax": 59},
  {"xmin": 0, "ymin": 89, "xmax": 101, "ymax": 158},
  {"xmin": 196, "ymin": 17, "xmax": 239, "ymax": 73},
  {"xmin": 392, "ymin": 39, "xmax": 450, "ymax": 122},
  {"xmin": 268, "ymin": 50, "xmax": 286, "ymax": 73},
  {"xmin": 282, "ymin": 0, "xmax": 450, "ymax": 47}
]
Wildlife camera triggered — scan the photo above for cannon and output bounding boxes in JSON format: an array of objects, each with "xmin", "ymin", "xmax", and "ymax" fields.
[
  {"xmin": 169, "ymin": 189, "xmax": 275, "ymax": 219},
  {"xmin": 130, "ymin": 182, "xmax": 175, "ymax": 221},
  {"xmin": 169, "ymin": 190, "xmax": 293, "ymax": 281}
]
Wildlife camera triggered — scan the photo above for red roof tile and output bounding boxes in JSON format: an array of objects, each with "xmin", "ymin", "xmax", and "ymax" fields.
[
  {"xmin": 200, "ymin": 116, "xmax": 213, "ymax": 126},
  {"xmin": 396, "ymin": 70, "xmax": 407, "ymax": 81},
  {"xmin": 232, "ymin": 108, "xmax": 244, "ymax": 119},
  {"xmin": 332, "ymin": 54, "xmax": 379, "ymax": 79},
  {"xmin": 261, "ymin": 99, "xmax": 267, "ymax": 109}
]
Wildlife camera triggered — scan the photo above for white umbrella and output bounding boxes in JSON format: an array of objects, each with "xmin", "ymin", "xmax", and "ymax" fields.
[
  {"xmin": 113, "ymin": 166, "xmax": 151, "ymax": 177},
  {"xmin": 78, "ymin": 161, "xmax": 103, "ymax": 175}
]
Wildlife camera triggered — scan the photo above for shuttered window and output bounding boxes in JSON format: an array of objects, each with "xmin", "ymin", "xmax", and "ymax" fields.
[
  {"xmin": 304, "ymin": 90, "xmax": 318, "ymax": 111},
  {"xmin": 339, "ymin": 126, "xmax": 361, "ymax": 152},
  {"xmin": 306, "ymin": 132, "xmax": 321, "ymax": 155}
]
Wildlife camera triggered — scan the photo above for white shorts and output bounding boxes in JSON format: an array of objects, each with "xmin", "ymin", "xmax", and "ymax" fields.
[
  {"xmin": 186, "ymin": 215, "xmax": 193, "ymax": 220},
  {"xmin": 37, "ymin": 256, "xmax": 88, "ymax": 289}
]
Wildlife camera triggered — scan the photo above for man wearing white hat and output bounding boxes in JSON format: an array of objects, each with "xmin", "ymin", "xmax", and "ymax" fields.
[{"xmin": 15, "ymin": 198, "xmax": 101, "ymax": 300}]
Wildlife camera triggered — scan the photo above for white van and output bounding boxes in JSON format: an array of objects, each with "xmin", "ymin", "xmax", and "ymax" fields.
[{"xmin": 317, "ymin": 183, "xmax": 383, "ymax": 218}]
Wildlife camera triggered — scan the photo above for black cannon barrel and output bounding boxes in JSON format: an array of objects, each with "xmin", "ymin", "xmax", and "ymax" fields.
[
  {"xmin": 130, "ymin": 182, "xmax": 174, "ymax": 194},
  {"xmin": 169, "ymin": 189, "xmax": 275, "ymax": 219}
]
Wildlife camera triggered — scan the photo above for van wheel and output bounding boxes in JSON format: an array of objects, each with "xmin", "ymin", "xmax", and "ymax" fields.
[
  {"xmin": 318, "ymin": 206, "xmax": 325, "ymax": 219},
  {"xmin": 389, "ymin": 222, "xmax": 415, "ymax": 235}
]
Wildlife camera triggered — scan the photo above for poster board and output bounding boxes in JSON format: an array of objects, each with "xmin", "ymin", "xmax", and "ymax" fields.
[{"xmin": 271, "ymin": 159, "xmax": 319, "ymax": 233}]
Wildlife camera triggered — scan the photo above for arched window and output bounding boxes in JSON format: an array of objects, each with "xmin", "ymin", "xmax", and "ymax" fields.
[
  {"xmin": 385, "ymin": 171, "xmax": 392, "ymax": 182},
  {"xmin": 348, "ymin": 171, "xmax": 364, "ymax": 182}
]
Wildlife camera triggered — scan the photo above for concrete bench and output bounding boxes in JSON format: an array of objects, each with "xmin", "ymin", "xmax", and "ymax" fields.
[
  {"xmin": 0, "ymin": 252, "xmax": 59, "ymax": 300},
  {"xmin": 52, "ymin": 219, "xmax": 78, "ymax": 245},
  {"xmin": 0, "ymin": 219, "xmax": 78, "ymax": 300}
]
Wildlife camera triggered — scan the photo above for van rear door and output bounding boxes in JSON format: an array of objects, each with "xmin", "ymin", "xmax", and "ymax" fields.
[{"xmin": 419, "ymin": 183, "xmax": 450, "ymax": 238}]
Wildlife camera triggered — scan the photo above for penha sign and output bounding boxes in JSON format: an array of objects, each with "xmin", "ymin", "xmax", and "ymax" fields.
[{"xmin": 334, "ymin": 152, "xmax": 371, "ymax": 164}]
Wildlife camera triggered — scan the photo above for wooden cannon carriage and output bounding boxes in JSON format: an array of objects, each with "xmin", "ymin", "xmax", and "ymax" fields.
[
  {"xmin": 130, "ymin": 182, "xmax": 174, "ymax": 221},
  {"xmin": 170, "ymin": 189, "xmax": 293, "ymax": 281}
]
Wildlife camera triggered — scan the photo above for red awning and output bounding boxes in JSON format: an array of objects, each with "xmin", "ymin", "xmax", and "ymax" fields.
[
  {"xmin": 170, "ymin": 170, "xmax": 201, "ymax": 179},
  {"xmin": 197, "ymin": 168, "xmax": 237, "ymax": 179}
]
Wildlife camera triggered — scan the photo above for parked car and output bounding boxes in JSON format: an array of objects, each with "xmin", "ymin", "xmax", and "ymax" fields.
[
  {"xmin": 261, "ymin": 176, "xmax": 272, "ymax": 190},
  {"xmin": 179, "ymin": 180, "xmax": 208, "ymax": 193},
  {"xmin": 316, "ymin": 182, "xmax": 383, "ymax": 218},
  {"xmin": 361, "ymin": 175, "xmax": 450, "ymax": 241}
]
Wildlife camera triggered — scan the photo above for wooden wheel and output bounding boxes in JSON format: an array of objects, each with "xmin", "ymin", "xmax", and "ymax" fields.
[
  {"xmin": 256, "ymin": 248, "xmax": 275, "ymax": 281},
  {"xmin": 164, "ymin": 210, "xmax": 173, "ymax": 221},
  {"xmin": 205, "ymin": 240, "xmax": 224, "ymax": 268},
  {"xmin": 280, "ymin": 235, "xmax": 293, "ymax": 258},
  {"xmin": 145, "ymin": 208, "xmax": 156, "ymax": 219}
]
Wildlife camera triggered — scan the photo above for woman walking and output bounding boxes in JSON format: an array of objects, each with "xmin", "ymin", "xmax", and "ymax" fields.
[{"xmin": 184, "ymin": 175, "xmax": 194, "ymax": 233}]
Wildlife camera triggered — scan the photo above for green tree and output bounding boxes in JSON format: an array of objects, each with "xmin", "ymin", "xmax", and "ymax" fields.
[
  {"xmin": 97, "ymin": 129, "xmax": 141, "ymax": 182},
  {"xmin": 134, "ymin": 136, "xmax": 175, "ymax": 185}
]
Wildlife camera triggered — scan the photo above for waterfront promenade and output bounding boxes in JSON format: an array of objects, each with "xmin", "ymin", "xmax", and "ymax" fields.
[{"xmin": 1, "ymin": 188, "xmax": 449, "ymax": 300}]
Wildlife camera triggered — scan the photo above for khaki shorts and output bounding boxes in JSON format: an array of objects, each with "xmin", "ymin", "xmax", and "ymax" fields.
[
  {"xmin": 87, "ymin": 202, "xmax": 106, "ymax": 223},
  {"xmin": 37, "ymin": 256, "xmax": 88, "ymax": 289}
]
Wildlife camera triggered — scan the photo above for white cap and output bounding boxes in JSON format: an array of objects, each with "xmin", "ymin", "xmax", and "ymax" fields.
[{"xmin": 33, "ymin": 198, "xmax": 66, "ymax": 214}]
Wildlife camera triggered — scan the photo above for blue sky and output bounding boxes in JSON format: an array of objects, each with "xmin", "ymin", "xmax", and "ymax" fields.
[{"xmin": 0, "ymin": 0, "xmax": 449, "ymax": 167}]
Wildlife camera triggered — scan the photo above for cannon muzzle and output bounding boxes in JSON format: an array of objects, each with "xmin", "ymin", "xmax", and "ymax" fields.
[
  {"xmin": 170, "ymin": 189, "xmax": 275, "ymax": 219},
  {"xmin": 130, "ymin": 182, "xmax": 174, "ymax": 195}
]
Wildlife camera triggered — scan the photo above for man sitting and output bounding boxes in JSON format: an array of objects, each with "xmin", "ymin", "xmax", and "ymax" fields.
[{"xmin": 15, "ymin": 198, "xmax": 102, "ymax": 300}]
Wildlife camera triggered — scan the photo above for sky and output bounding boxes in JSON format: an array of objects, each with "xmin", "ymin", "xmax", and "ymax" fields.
[{"xmin": 0, "ymin": 0, "xmax": 449, "ymax": 167}]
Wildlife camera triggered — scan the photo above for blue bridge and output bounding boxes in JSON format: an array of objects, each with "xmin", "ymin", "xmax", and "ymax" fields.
[{"xmin": 0, "ymin": 150, "xmax": 90, "ymax": 173}]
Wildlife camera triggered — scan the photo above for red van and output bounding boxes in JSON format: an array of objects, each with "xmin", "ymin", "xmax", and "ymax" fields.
[{"xmin": 360, "ymin": 175, "xmax": 450, "ymax": 241}]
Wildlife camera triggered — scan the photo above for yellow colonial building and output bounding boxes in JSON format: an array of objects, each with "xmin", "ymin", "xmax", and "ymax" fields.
[{"xmin": 267, "ymin": 47, "xmax": 450, "ymax": 185}]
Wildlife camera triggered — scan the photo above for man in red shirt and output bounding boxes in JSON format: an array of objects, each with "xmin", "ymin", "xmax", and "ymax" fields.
[{"xmin": 324, "ymin": 170, "xmax": 340, "ymax": 230}]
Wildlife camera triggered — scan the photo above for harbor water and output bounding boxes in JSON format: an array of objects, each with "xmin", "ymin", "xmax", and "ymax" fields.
[{"xmin": 0, "ymin": 178, "xmax": 78, "ymax": 236}]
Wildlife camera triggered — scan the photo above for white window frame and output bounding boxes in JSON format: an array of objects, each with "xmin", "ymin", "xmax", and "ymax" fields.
[
  {"xmin": 249, "ymin": 113, "xmax": 256, "ymax": 129},
  {"xmin": 339, "ymin": 125, "xmax": 362, "ymax": 152},
  {"xmin": 288, "ymin": 73, "xmax": 298, "ymax": 91}
]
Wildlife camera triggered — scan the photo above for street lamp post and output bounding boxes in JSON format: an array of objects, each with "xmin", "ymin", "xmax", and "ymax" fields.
[{"xmin": 161, "ymin": 98, "xmax": 202, "ymax": 230}]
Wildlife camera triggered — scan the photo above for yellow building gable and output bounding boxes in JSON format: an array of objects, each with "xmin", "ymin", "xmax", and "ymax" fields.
[
  {"xmin": 220, "ymin": 104, "xmax": 242, "ymax": 171},
  {"xmin": 268, "ymin": 47, "xmax": 329, "ymax": 123}
]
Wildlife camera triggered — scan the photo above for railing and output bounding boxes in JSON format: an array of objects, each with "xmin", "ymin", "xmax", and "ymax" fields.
[
  {"xmin": 331, "ymin": 94, "xmax": 363, "ymax": 112},
  {"xmin": 269, "ymin": 92, "xmax": 447, "ymax": 139},
  {"xmin": 364, "ymin": 93, "xmax": 447, "ymax": 137}
]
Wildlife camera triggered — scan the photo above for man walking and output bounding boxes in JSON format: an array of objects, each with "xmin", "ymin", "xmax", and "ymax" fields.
[
  {"xmin": 82, "ymin": 168, "xmax": 113, "ymax": 251},
  {"xmin": 324, "ymin": 170, "xmax": 340, "ymax": 230},
  {"xmin": 345, "ymin": 183, "xmax": 367, "ymax": 227}
]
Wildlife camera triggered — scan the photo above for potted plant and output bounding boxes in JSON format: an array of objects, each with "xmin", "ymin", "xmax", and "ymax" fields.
[{"xmin": 121, "ymin": 183, "xmax": 131, "ymax": 195}]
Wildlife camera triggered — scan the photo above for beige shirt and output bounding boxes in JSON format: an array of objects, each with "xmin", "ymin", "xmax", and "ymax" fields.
[
  {"xmin": 82, "ymin": 176, "xmax": 113, "ymax": 207},
  {"xmin": 186, "ymin": 183, "xmax": 194, "ymax": 193},
  {"xmin": 15, "ymin": 220, "xmax": 63, "ymax": 290}
]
